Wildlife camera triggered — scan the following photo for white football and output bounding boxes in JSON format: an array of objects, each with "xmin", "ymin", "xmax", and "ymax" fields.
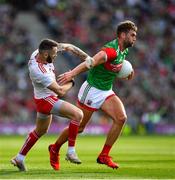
[{"xmin": 116, "ymin": 60, "xmax": 133, "ymax": 78}]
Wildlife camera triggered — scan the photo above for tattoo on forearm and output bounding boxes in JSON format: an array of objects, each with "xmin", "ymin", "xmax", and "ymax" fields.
[
  {"xmin": 67, "ymin": 45, "xmax": 89, "ymax": 60},
  {"xmin": 57, "ymin": 43, "xmax": 88, "ymax": 60}
]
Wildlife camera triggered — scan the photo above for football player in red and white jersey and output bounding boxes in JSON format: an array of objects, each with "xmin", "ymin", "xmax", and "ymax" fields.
[{"xmin": 11, "ymin": 39, "xmax": 94, "ymax": 171}]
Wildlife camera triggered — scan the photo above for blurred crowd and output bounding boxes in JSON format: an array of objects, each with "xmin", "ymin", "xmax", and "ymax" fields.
[
  {"xmin": 0, "ymin": 4, "xmax": 35, "ymax": 124},
  {"xmin": 0, "ymin": 0, "xmax": 175, "ymax": 134}
]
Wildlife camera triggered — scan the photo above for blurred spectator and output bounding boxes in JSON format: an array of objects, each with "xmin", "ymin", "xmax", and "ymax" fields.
[{"xmin": 0, "ymin": 4, "xmax": 35, "ymax": 125}]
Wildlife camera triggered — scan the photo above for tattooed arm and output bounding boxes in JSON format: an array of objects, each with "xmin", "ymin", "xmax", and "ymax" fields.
[{"xmin": 57, "ymin": 43, "xmax": 90, "ymax": 61}]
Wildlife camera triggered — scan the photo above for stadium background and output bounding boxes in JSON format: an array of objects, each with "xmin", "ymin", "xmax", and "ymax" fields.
[{"xmin": 0, "ymin": 0, "xmax": 175, "ymax": 135}]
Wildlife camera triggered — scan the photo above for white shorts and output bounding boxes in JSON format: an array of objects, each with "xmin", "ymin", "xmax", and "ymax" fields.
[{"xmin": 78, "ymin": 81, "xmax": 115, "ymax": 111}]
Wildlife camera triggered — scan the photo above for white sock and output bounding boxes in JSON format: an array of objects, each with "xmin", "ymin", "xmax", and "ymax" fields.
[
  {"xmin": 16, "ymin": 153, "xmax": 25, "ymax": 162},
  {"xmin": 67, "ymin": 147, "xmax": 75, "ymax": 154}
]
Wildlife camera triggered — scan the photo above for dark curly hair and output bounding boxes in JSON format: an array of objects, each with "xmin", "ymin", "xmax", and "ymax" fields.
[
  {"xmin": 117, "ymin": 20, "xmax": 137, "ymax": 37},
  {"xmin": 39, "ymin": 38, "xmax": 58, "ymax": 52}
]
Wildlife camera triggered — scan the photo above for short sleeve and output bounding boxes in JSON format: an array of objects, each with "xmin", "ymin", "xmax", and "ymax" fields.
[{"xmin": 101, "ymin": 47, "xmax": 117, "ymax": 62}]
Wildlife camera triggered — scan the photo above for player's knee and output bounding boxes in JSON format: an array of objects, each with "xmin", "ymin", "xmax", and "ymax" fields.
[
  {"xmin": 114, "ymin": 114, "xmax": 127, "ymax": 125},
  {"xmin": 73, "ymin": 109, "xmax": 84, "ymax": 121}
]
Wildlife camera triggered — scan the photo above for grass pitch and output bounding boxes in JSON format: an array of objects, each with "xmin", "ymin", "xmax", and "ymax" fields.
[{"xmin": 0, "ymin": 135, "xmax": 175, "ymax": 179}]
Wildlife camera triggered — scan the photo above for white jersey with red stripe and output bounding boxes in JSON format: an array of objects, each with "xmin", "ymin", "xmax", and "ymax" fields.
[{"xmin": 28, "ymin": 49, "xmax": 57, "ymax": 99}]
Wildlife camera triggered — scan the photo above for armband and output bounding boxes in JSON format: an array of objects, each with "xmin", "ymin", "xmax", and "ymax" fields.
[{"xmin": 85, "ymin": 56, "xmax": 94, "ymax": 69}]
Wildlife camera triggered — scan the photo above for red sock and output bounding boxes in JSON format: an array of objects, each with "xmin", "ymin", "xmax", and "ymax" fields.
[
  {"xmin": 68, "ymin": 120, "xmax": 80, "ymax": 147},
  {"xmin": 100, "ymin": 144, "xmax": 112, "ymax": 156},
  {"xmin": 19, "ymin": 130, "xmax": 39, "ymax": 155}
]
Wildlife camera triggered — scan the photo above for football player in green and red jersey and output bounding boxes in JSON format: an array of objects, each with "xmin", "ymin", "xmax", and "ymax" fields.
[{"xmin": 53, "ymin": 20, "xmax": 137, "ymax": 169}]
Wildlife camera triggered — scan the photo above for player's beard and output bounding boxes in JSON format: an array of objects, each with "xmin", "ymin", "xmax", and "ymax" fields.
[
  {"xmin": 46, "ymin": 55, "xmax": 53, "ymax": 63},
  {"xmin": 123, "ymin": 40, "xmax": 133, "ymax": 49}
]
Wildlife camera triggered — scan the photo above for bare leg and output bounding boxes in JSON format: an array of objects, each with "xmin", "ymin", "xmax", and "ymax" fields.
[
  {"xmin": 103, "ymin": 120, "xmax": 125, "ymax": 147},
  {"xmin": 48, "ymin": 101, "xmax": 93, "ymax": 169},
  {"xmin": 54, "ymin": 103, "xmax": 94, "ymax": 151},
  {"xmin": 101, "ymin": 95, "xmax": 127, "ymax": 147},
  {"xmin": 35, "ymin": 115, "xmax": 52, "ymax": 136},
  {"xmin": 97, "ymin": 95, "xmax": 127, "ymax": 169},
  {"xmin": 11, "ymin": 115, "xmax": 52, "ymax": 171},
  {"xmin": 54, "ymin": 127, "xmax": 69, "ymax": 150}
]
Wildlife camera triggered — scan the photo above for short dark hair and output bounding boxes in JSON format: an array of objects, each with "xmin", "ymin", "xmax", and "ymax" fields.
[
  {"xmin": 39, "ymin": 39, "xmax": 58, "ymax": 52},
  {"xmin": 117, "ymin": 20, "xmax": 137, "ymax": 37}
]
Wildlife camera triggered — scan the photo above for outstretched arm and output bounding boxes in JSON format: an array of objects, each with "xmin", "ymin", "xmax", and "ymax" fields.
[
  {"xmin": 57, "ymin": 43, "xmax": 91, "ymax": 61},
  {"xmin": 57, "ymin": 50, "xmax": 107, "ymax": 85}
]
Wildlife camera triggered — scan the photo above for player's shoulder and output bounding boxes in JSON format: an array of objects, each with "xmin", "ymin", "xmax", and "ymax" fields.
[
  {"xmin": 104, "ymin": 39, "xmax": 117, "ymax": 49},
  {"xmin": 30, "ymin": 49, "xmax": 39, "ymax": 60},
  {"xmin": 102, "ymin": 39, "xmax": 118, "ymax": 54},
  {"xmin": 28, "ymin": 50, "xmax": 38, "ymax": 66},
  {"xmin": 101, "ymin": 47, "xmax": 117, "ymax": 56}
]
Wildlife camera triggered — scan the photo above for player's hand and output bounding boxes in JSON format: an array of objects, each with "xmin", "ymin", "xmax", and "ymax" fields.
[
  {"xmin": 126, "ymin": 70, "xmax": 134, "ymax": 80},
  {"xmin": 57, "ymin": 70, "xmax": 74, "ymax": 85},
  {"xmin": 120, "ymin": 70, "xmax": 134, "ymax": 80}
]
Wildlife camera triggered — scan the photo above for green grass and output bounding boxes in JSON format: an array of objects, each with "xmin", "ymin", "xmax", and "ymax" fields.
[{"xmin": 0, "ymin": 135, "xmax": 175, "ymax": 179}]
